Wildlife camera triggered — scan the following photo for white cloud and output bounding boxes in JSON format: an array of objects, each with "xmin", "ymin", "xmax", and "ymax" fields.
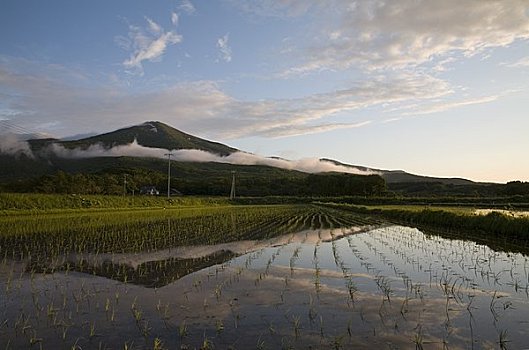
[
  {"xmin": 265, "ymin": 0, "xmax": 529, "ymax": 75},
  {"xmin": 171, "ymin": 12, "xmax": 179, "ymax": 26},
  {"xmin": 120, "ymin": 17, "xmax": 182, "ymax": 74},
  {"xmin": 45, "ymin": 139, "xmax": 378, "ymax": 175},
  {"xmin": 262, "ymin": 121, "xmax": 371, "ymax": 138},
  {"xmin": 0, "ymin": 133, "xmax": 34, "ymax": 158},
  {"xmin": 216, "ymin": 34, "xmax": 232, "ymax": 63},
  {"xmin": 145, "ymin": 17, "xmax": 162, "ymax": 35},
  {"xmin": 400, "ymin": 95, "xmax": 502, "ymax": 117},
  {"xmin": 503, "ymin": 56, "xmax": 529, "ymax": 68},
  {"xmin": 0, "ymin": 59, "xmax": 457, "ymax": 140},
  {"xmin": 179, "ymin": 0, "xmax": 196, "ymax": 14},
  {"xmin": 227, "ymin": 0, "xmax": 315, "ymax": 18}
]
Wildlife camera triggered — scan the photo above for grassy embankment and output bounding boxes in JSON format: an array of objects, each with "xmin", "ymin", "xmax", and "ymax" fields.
[
  {"xmin": 3, "ymin": 192, "xmax": 528, "ymax": 243},
  {"xmin": 0, "ymin": 203, "xmax": 381, "ymax": 273},
  {"xmin": 0, "ymin": 192, "xmax": 232, "ymax": 215},
  {"xmin": 320, "ymin": 202, "xmax": 529, "ymax": 243},
  {"xmin": 3, "ymin": 192, "xmax": 529, "ymax": 212}
]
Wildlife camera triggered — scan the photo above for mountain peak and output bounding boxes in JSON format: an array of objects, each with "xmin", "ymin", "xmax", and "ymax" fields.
[{"xmin": 60, "ymin": 121, "xmax": 237, "ymax": 156}]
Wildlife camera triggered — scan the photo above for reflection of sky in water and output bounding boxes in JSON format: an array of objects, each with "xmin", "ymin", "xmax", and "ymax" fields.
[
  {"xmin": 225, "ymin": 226, "xmax": 529, "ymax": 348},
  {"xmin": 1, "ymin": 225, "xmax": 529, "ymax": 349}
]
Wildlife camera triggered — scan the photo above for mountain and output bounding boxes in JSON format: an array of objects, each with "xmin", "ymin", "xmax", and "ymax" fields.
[
  {"xmin": 321, "ymin": 158, "xmax": 475, "ymax": 185},
  {"xmin": 3, "ymin": 121, "xmax": 520, "ymax": 197},
  {"xmin": 29, "ymin": 121, "xmax": 237, "ymax": 156},
  {"xmin": 379, "ymin": 170, "xmax": 474, "ymax": 185}
]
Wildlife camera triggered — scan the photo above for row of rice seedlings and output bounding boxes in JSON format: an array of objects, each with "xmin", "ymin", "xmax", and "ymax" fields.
[
  {"xmin": 0, "ymin": 205, "xmax": 348, "ymax": 345},
  {"xmin": 358, "ymin": 226, "xmax": 527, "ymax": 347},
  {"xmin": 12, "ymin": 205, "xmax": 520, "ymax": 347},
  {"xmin": 0, "ymin": 206, "xmax": 314, "ymax": 266}
]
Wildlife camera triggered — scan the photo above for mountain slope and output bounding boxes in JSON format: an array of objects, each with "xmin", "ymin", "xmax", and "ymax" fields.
[
  {"xmin": 31, "ymin": 121, "xmax": 237, "ymax": 156},
  {"xmin": 381, "ymin": 170, "xmax": 474, "ymax": 185},
  {"xmin": 2, "ymin": 121, "xmax": 504, "ymax": 198},
  {"xmin": 321, "ymin": 158, "xmax": 475, "ymax": 185}
]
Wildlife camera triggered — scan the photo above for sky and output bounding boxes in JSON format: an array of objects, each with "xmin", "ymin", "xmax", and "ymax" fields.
[{"xmin": 0, "ymin": 0, "xmax": 528, "ymax": 183}]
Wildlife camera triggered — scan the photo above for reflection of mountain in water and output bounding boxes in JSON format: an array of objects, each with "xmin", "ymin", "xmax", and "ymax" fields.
[
  {"xmin": 28, "ymin": 250, "xmax": 237, "ymax": 288},
  {"xmin": 81, "ymin": 250, "xmax": 237, "ymax": 288},
  {"xmin": 25, "ymin": 225, "xmax": 380, "ymax": 287}
]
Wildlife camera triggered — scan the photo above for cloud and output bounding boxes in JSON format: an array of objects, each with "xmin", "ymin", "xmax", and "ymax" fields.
[
  {"xmin": 262, "ymin": 121, "xmax": 371, "ymax": 138},
  {"xmin": 45, "ymin": 139, "xmax": 378, "ymax": 175},
  {"xmin": 503, "ymin": 56, "xmax": 529, "ymax": 68},
  {"xmin": 119, "ymin": 17, "xmax": 182, "ymax": 73},
  {"xmin": 0, "ymin": 133, "xmax": 34, "ymax": 158},
  {"xmin": 171, "ymin": 12, "xmax": 179, "ymax": 26},
  {"xmin": 210, "ymin": 73, "xmax": 452, "ymax": 139},
  {"xmin": 265, "ymin": 0, "xmax": 529, "ymax": 75},
  {"xmin": 216, "ymin": 34, "xmax": 232, "ymax": 63},
  {"xmin": 145, "ymin": 17, "xmax": 162, "ymax": 35},
  {"xmin": 1, "ymin": 58, "xmax": 456, "ymax": 140},
  {"xmin": 227, "ymin": 0, "xmax": 315, "ymax": 18},
  {"xmin": 400, "ymin": 95, "xmax": 502, "ymax": 116},
  {"xmin": 178, "ymin": 0, "xmax": 196, "ymax": 14}
]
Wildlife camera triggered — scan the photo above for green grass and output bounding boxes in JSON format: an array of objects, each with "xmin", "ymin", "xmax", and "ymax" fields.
[
  {"xmin": 0, "ymin": 193, "xmax": 231, "ymax": 213},
  {"xmin": 0, "ymin": 205, "xmax": 301, "ymax": 267},
  {"xmin": 0, "ymin": 204, "xmax": 383, "ymax": 269},
  {"xmin": 348, "ymin": 204, "xmax": 475, "ymax": 215},
  {"xmin": 320, "ymin": 202, "xmax": 529, "ymax": 240}
]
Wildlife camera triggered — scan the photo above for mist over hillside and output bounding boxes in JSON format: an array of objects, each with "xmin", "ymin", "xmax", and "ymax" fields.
[{"xmin": 1, "ymin": 121, "xmax": 527, "ymax": 197}]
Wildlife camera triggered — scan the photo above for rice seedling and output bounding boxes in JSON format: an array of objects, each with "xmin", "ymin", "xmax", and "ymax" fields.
[
  {"xmin": 291, "ymin": 315, "xmax": 301, "ymax": 339},
  {"xmin": 178, "ymin": 320, "xmax": 188, "ymax": 340},
  {"xmin": 153, "ymin": 337, "xmax": 165, "ymax": 350},
  {"xmin": 215, "ymin": 319, "xmax": 224, "ymax": 335},
  {"xmin": 496, "ymin": 329, "xmax": 510, "ymax": 350},
  {"xmin": 2, "ymin": 203, "xmax": 529, "ymax": 348}
]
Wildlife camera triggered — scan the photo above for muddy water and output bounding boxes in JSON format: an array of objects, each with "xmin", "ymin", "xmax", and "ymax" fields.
[{"xmin": 1, "ymin": 226, "xmax": 528, "ymax": 349}]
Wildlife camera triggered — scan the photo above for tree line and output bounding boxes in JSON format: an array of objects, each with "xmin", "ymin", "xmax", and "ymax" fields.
[{"xmin": 2, "ymin": 169, "xmax": 387, "ymax": 197}]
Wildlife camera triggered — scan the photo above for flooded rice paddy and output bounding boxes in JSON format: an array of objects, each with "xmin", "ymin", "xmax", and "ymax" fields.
[{"xmin": 1, "ymin": 206, "xmax": 529, "ymax": 349}]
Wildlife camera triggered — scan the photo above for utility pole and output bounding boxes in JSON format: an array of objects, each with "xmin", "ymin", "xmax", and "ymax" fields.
[
  {"xmin": 123, "ymin": 174, "xmax": 128, "ymax": 196},
  {"xmin": 230, "ymin": 171, "xmax": 236, "ymax": 199},
  {"xmin": 164, "ymin": 153, "xmax": 174, "ymax": 199}
]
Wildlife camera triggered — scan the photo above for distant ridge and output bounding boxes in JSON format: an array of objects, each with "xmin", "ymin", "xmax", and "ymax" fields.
[
  {"xmin": 14, "ymin": 121, "xmax": 482, "ymax": 186},
  {"xmin": 321, "ymin": 158, "xmax": 475, "ymax": 185}
]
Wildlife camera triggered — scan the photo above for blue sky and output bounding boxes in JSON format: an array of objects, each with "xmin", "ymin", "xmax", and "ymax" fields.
[{"xmin": 1, "ymin": 0, "xmax": 528, "ymax": 182}]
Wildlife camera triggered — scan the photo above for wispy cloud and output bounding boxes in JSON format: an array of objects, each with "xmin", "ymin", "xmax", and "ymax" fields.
[
  {"xmin": 262, "ymin": 121, "xmax": 371, "ymax": 138},
  {"xmin": 503, "ymin": 56, "xmax": 529, "ymax": 68},
  {"xmin": 259, "ymin": 0, "xmax": 529, "ymax": 76},
  {"xmin": 171, "ymin": 12, "xmax": 179, "ymax": 26},
  {"xmin": 227, "ymin": 0, "xmax": 315, "ymax": 18},
  {"xmin": 0, "ymin": 133, "xmax": 34, "ymax": 158},
  {"xmin": 216, "ymin": 34, "xmax": 232, "ymax": 63},
  {"xmin": 118, "ymin": 17, "xmax": 182, "ymax": 74},
  {"xmin": 46, "ymin": 139, "xmax": 378, "ymax": 175},
  {"xmin": 178, "ymin": 0, "xmax": 196, "ymax": 14},
  {"xmin": 1, "ymin": 59, "xmax": 458, "ymax": 140},
  {"xmin": 400, "ymin": 95, "xmax": 502, "ymax": 117}
]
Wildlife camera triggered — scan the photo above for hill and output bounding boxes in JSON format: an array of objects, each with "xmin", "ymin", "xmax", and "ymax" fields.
[
  {"xmin": 29, "ymin": 121, "xmax": 237, "ymax": 156},
  {"xmin": 1, "ymin": 155, "xmax": 386, "ymax": 197},
  {"xmin": 0, "ymin": 122, "xmax": 386, "ymax": 196},
  {"xmin": 321, "ymin": 158, "xmax": 475, "ymax": 185},
  {"xmin": 2, "ymin": 120, "xmax": 526, "ymax": 198}
]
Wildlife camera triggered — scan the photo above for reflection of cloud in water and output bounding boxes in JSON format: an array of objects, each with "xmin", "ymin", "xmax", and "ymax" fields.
[
  {"xmin": 94, "ymin": 226, "xmax": 373, "ymax": 268},
  {"xmin": 39, "ymin": 226, "xmax": 375, "ymax": 288},
  {"xmin": 171, "ymin": 263, "xmax": 465, "ymax": 349},
  {"xmin": 4, "ymin": 225, "xmax": 529, "ymax": 349}
]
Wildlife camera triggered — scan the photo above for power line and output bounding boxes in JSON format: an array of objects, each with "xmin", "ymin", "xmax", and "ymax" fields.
[{"xmin": 0, "ymin": 120, "xmax": 49, "ymax": 138}]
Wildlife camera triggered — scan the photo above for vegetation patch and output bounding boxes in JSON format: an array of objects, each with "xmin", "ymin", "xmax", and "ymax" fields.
[{"xmin": 320, "ymin": 202, "xmax": 529, "ymax": 241}]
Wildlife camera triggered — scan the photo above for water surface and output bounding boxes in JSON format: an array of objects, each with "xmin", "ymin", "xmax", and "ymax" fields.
[{"xmin": 1, "ymin": 224, "xmax": 528, "ymax": 349}]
